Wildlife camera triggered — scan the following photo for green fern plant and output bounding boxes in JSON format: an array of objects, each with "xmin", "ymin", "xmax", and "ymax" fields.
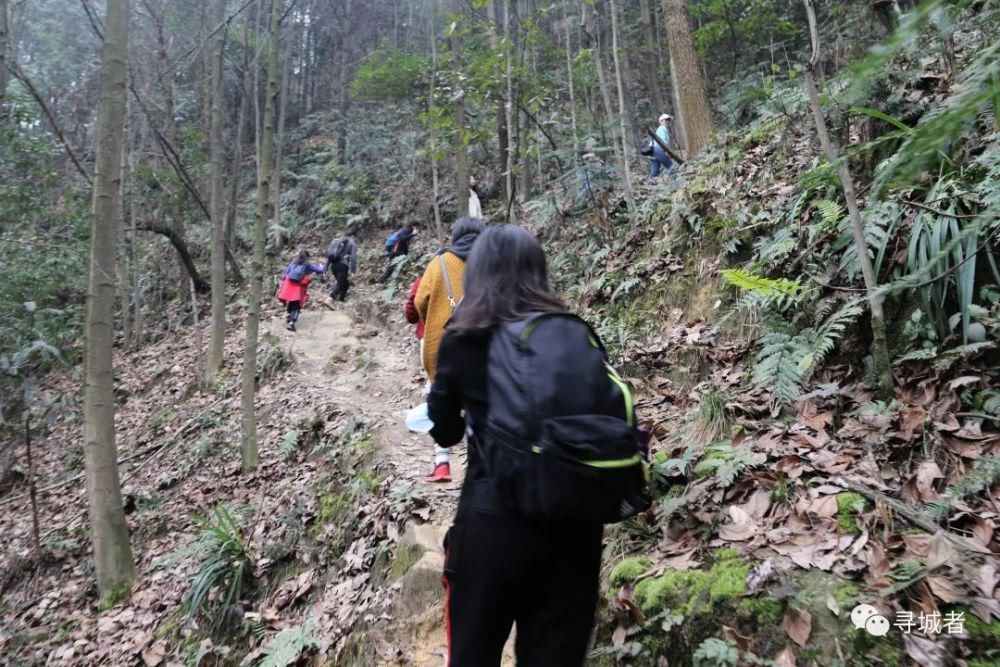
[
  {"xmin": 812, "ymin": 199, "xmax": 844, "ymax": 228},
  {"xmin": 694, "ymin": 443, "xmax": 766, "ymax": 488},
  {"xmin": 257, "ymin": 624, "xmax": 319, "ymax": 667},
  {"xmin": 752, "ymin": 333, "xmax": 807, "ymax": 406},
  {"xmin": 925, "ymin": 455, "xmax": 1000, "ymax": 521},
  {"xmin": 693, "ymin": 638, "xmax": 739, "ymax": 667},
  {"xmin": 751, "ymin": 302, "xmax": 861, "ymax": 405},
  {"xmin": 796, "ymin": 303, "xmax": 863, "ymax": 379},
  {"xmin": 611, "ymin": 276, "xmax": 642, "ymax": 303},
  {"xmin": 721, "ymin": 268, "xmax": 804, "ymax": 300},
  {"xmin": 277, "ymin": 429, "xmax": 301, "ymax": 460}
]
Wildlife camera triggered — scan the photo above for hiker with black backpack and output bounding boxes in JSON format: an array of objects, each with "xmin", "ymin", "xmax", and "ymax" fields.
[
  {"xmin": 276, "ymin": 250, "xmax": 325, "ymax": 331},
  {"xmin": 415, "ymin": 217, "xmax": 484, "ymax": 483},
  {"xmin": 379, "ymin": 220, "xmax": 422, "ymax": 282},
  {"xmin": 427, "ymin": 224, "xmax": 650, "ymax": 667},
  {"xmin": 325, "ymin": 232, "xmax": 358, "ymax": 303}
]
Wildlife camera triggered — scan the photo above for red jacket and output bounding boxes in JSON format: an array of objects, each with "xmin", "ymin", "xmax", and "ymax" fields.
[
  {"xmin": 277, "ymin": 274, "xmax": 313, "ymax": 306},
  {"xmin": 405, "ymin": 278, "xmax": 424, "ymax": 340}
]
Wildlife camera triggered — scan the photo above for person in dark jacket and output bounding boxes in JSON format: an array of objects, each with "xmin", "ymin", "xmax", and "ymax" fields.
[
  {"xmin": 276, "ymin": 250, "xmax": 325, "ymax": 331},
  {"xmin": 380, "ymin": 220, "xmax": 422, "ymax": 282},
  {"xmin": 428, "ymin": 225, "xmax": 604, "ymax": 666},
  {"xmin": 325, "ymin": 233, "xmax": 358, "ymax": 303}
]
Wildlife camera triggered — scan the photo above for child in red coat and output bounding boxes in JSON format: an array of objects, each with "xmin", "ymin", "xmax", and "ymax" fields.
[{"xmin": 277, "ymin": 250, "xmax": 325, "ymax": 331}]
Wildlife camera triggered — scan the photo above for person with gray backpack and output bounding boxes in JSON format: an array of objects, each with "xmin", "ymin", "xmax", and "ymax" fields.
[
  {"xmin": 325, "ymin": 232, "xmax": 358, "ymax": 303},
  {"xmin": 428, "ymin": 224, "xmax": 650, "ymax": 666}
]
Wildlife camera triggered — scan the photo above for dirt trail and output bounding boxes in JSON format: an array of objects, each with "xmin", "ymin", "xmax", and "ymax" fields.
[
  {"xmin": 262, "ymin": 297, "xmax": 507, "ymax": 664},
  {"xmin": 265, "ymin": 300, "xmax": 465, "ymax": 508}
]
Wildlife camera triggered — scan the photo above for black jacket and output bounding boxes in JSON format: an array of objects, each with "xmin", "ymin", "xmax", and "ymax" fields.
[
  {"xmin": 428, "ymin": 329, "xmax": 506, "ymax": 516},
  {"xmin": 391, "ymin": 228, "xmax": 416, "ymax": 255}
]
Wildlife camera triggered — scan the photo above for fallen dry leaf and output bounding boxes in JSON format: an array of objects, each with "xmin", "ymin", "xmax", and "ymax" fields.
[
  {"xmin": 773, "ymin": 646, "xmax": 798, "ymax": 667},
  {"xmin": 903, "ymin": 634, "xmax": 948, "ymax": 667},
  {"xmin": 781, "ymin": 607, "xmax": 812, "ymax": 648}
]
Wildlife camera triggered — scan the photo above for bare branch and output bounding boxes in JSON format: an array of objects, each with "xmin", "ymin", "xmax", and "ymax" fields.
[{"xmin": 7, "ymin": 63, "xmax": 93, "ymax": 185}]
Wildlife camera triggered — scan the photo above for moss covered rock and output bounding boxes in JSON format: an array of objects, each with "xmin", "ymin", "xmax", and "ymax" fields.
[
  {"xmin": 836, "ymin": 492, "xmax": 869, "ymax": 534},
  {"xmin": 634, "ymin": 549, "xmax": 749, "ymax": 616},
  {"xmin": 609, "ymin": 557, "xmax": 653, "ymax": 587}
]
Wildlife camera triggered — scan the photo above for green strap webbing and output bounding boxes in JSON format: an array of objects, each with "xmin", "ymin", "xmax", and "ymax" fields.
[{"xmin": 605, "ymin": 363, "xmax": 635, "ymax": 426}]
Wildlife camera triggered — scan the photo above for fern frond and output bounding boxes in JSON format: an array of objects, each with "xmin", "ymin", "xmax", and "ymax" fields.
[
  {"xmin": 924, "ymin": 455, "xmax": 1000, "ymax": 521},
  {"xmin": 752, "ymin": 332, "xmax": 806, "ymax": 406},
  {"xmin": 611, "ymin": 276, "xmax": 642, "ymax": 302},
  {"xmin": 797, "ymin": 303, "xmax": 863, "ymax": 378},
  {"xmin": 813, "ymin": 199, "xmax": 844, "ymax": 226},
  {"xmin": 720, "ymin": 268, "xmax": 804, "ymax": 299},
  {"xmin": 258, "ymin": 624, "xmax": 319, "ymax": 667}
]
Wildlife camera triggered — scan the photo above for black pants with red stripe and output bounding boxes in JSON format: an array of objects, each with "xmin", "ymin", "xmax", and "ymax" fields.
[{"xmin": 442, "ymin": 511, "xmax": 603, "ymax": 667}]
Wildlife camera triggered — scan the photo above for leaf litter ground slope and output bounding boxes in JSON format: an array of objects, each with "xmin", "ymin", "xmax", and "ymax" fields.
[{"xmin": 0, "ymin": 275, "xmax": 481, "ymax": 665}]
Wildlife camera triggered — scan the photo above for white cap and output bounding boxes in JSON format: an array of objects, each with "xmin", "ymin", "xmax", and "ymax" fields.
[{"xmin": 659, "ymin": 113, "xmax": 673, "ymax": 123}]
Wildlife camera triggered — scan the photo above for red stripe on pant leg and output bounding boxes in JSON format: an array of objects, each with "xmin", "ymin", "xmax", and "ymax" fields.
[{"xmin": 442, "ymin": 548, "xmax": 452, "ymax": 666}]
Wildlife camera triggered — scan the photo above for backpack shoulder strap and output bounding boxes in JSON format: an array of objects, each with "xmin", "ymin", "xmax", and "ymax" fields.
[
  {"xmin": 516, "ymin": 312, "xmax": 606, "ymax": 354},
  {"xmin": 438, "ymin": 255, "xmax": 458, "ymax": 309}
]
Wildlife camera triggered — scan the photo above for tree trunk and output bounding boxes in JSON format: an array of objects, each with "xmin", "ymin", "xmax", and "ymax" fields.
[
  {"xmin": 562, "ymin": 1, "xmax": 580, "ymax": 158},
  {"xmin": 668, "ymin": 53, "xmax": 686, "ymax": 151},
  {"xmin": 662, "ymin": 0, "xmax": 713, "ymax": 156},
  {"xmin": 272, "ymin": 39, "xmax": 291, "ymax": 247},
  {"xmin": 427, "ymin": 1, "xmax": 443, "ymax": 237},
  {"xmin": 130, "ymin": 141, "xmax": 143, "ymax": 349},
  {"xmin": 241, "ymin": 0, "xmax": 282, "ymax": 473},
  {"xmin": 150, "ymin": 0, "xmax": 186, "ymax": 297},
  {"xmin": 226, "ymin": 6, "xmax": 254, "ymax": 251},
  {"xmin": 609, "ymin": 0, "xmax": 635, "ymax": 212},
  {"xmin": 639, "ymin": 0, "xmax": 666, "ymax": 114},
  {"xmin": 802, "ymin": 0, "xmax": 893, "ymax": 400},
  {"xmin": 450, "ymin": 8, "xmax": 469, "ymax": 218},
  {"xmin": 1, "ymin": 0, "xmax": 10, "ymax": 118},
  {"xmin": 118, "ymin": 133, "xmax": 133, "ymax": 350},
  {"xmin": 486, "ymin": 0, "xmax": 509, "ymax": 203},
  {"xmin": 517, "ymin": 106, "xmax": 531, "ymax": 204},
  {"xmin": 503, "ymin": 0, "xmax": 515, "ymax": 220},
  {"xmin": 590, "ymin": 3, "xmax": 632, "ymax": 212},
  {"xmin": 206, "ymin": 0, "xmax": 228, "ymax": 385},
  {"xmin": 83, "ymin": 0, "xmax": 135, "ymax": 598}
]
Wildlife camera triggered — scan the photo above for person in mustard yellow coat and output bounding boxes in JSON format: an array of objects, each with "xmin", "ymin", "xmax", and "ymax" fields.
[{"xmin": 415, "ymin": 216, "xmax": 484, "ymax": 482}]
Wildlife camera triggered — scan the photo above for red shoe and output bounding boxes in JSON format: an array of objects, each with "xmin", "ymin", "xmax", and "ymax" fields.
[{"xmin": 424, "ymin": 462, "xmax": 452, "ymax": 483}]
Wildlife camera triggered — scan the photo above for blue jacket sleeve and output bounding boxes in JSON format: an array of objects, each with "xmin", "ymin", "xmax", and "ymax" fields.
[{"xmin": 308, "ymin": 262, "xmax": 325, "ymax": 275}]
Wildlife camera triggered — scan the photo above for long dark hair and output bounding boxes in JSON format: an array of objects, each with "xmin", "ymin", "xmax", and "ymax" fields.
[
  {"xmin": 294, "ymin": 250, "xmax": 309, "ymax": 264},
  {"xmin": 449, "ymin": 224, "xmax": 565, "ymax": 334}
]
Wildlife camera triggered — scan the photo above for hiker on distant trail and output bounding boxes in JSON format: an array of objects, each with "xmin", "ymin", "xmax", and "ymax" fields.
[
  {"xmin": 428, "ymin": 224, "xmax": 648, "ymax": 666},
  {"xmin": 647, "ymin": 113, "xmax": 675, "ymax": 180},
  {"xmin": 468, "ymin": 175, "xmax": 483, "ymax": 218},
  {"xmin": 325, "ymin": 231, "xmax": 358, "ymax": 303},
  {"xmin": 380, "ymin": 220, "xmax": 422, "ymax": 282},
  {"xmin": 414, "ymin": 216, "xmax": 484, "ymax": 483},
  {"xmin": 277, "ymin": 250, "xmax": 325, "ymax": 331}
]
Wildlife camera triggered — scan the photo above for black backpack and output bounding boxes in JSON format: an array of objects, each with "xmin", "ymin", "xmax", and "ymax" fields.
[
  {"xmin": 480, "ymin": 313, "xmax": 650, "ymax": 525},
  {"xmin": 327, "ymin": 238, "xmax": 349, "ymax": 263}
]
